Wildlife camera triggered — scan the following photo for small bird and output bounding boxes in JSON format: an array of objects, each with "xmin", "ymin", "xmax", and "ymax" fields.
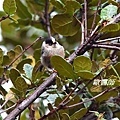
[{"xmin": 41, "ymin": 37, "xmax": 65, "ymax": 71}]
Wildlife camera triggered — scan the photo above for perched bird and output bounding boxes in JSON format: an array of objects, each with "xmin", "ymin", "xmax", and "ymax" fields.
[{"xmin": 41, "ymin": 37, "xmax": 65, "ymax": 71}]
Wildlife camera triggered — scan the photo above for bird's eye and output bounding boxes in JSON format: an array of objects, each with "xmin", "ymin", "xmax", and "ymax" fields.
[{"xmin": 53, "ymin": 41, "xmax": 56, "ymax": 44}]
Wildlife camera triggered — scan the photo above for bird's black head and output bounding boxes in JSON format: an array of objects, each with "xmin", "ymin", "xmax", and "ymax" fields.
[{"xmin": 45, "ymin": 37, "xmax": 56, "ymax": 46}]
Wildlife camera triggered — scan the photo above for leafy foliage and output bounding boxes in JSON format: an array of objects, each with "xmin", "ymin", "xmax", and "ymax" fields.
[
  {"xmin": 3, "ymin": 0, "xmax": 17, "ymax": 15},
  {"xmin": 0, "ymin": 0, "xmax": 120, "ymax": 120}
]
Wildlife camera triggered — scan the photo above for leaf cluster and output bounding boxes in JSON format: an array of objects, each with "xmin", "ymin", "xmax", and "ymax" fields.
[{"xmin": 0, "ymin": 0, "xmax": 120, "ymax": 120}]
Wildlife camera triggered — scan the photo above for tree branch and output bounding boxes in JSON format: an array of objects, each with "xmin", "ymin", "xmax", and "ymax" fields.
[
  {"xmin": 67, "ymin": 86, "xmax": 120, "ymax": 108},
  {"xmin": 45, "ymin": 0, "xmax": 51, "ymax": 38},
  {"xmin": 92, "ymin": 44, "xmax": 120, "ymax": 51},
  {"xmin": 89, "ymin": 0, "xmax": 101, "ymax": 34},
  {"xmin": 4, "ymin": 73, "xmax": 57, "ymax": 120},
  {"xmin": 6, "ymin": 37, "xmax": 42, "ymax": 69},
  {"xmin": 84, "ymin": 0, "xmax": 88, "ymax": 41},
  {"xmin": 74, "ymin": 16, "xmax": 84, "ymax": 44},
  {"xmin": 0, "ymin": 15, "xmax": 9, "ymax": 22},
  {"xmin": 96, "ymin": 36, "xmax": 120, "ymax": 43}
]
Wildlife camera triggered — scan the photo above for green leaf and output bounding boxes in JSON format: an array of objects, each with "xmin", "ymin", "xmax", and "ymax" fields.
[
  {"xmin": 10, "ymin": 87, "xmax": 23, "ymax": 98},
  {"xmin": 14, "ymin": 76, "xmax": 28, "ymax": 92},
  {"xmin": 70, "ymin": 108, "xmax": 87, "ymax": 120},
  {"xmin": 16, "ymin": 58, "xmax": 32, "ymax": 73},
  {"xmin": 101, "ymin": 23, "xmax": 120, "ymax": 32},
  {"xmin": 33, "ymin": 48, "xmax": 41, "ymax": 62},
  {"xmin": 3, "ymin": 0, "xmax": 17, "ymax": 15},
  {"xmin": 50, "ymin": 0, "xmax": 65, "ymax": 10},
  {"xmin": 14, "ymin": 45, "xmax": 23, "ymax": 56},
  {"xmin": 26, "ymin": 0, "xmax": 45, "ymax": 14},
  {"xmin": 0, "ymin": 11, "xmax": 6, "ymax": 17},
  {"xmin": 65, "ymin": 1, "xmax": 82, "ymax": 15},
  {"xmin": 61, "ymin": 113, "xmax": 70, "ymax": 120},
  {"xmin": 77, "ymin": 70, "xmax": 95, "ymax": 80},
  {"xmin": 96, "ymin": 91, "xmax": 118, "ymax": 103},
  {"xmin": 82, "ymin": 98, "xmax": 92, "ymax": 108},
  {"xmin": 32, "ymin": 61, "xmax": 43, "ymax": 83},
  {"xmin": 9, "ymin": 68, "xmax": 20, "ymax": 86},
  {"xmin": 0, "ymin": 48, "xmax": 3, "ymax": 65},
  {"xmin": 7, "ymin": 50, "xmax": 15, "ymax": 61},
  {"xmin": 51, "ymin": 56, "xmax": 76, "ymax": 79},
  {"xmin": 7, "ymin": 45, "xmax": 23, "ymax": 67},
  {"xmin": 100, "ymin": 4, "xmax": 118, "ymax": 20},
  {"xmin": 23, "ymin": 64, "xmax": 33, "ymax": 80},
  {"xmin": 16, "ymin": 0, "xmax": 32, "ymax": 19},
  {"xmin": 0, "ymin": 67, "xmax": 4, "ymax": 76},
  {"xmin": 14, "ymin": 45, "xmax": 23, "ymax": 66},
  {"xmin": 56, "ymin": 77, "xmax": 63, "ymax": 90},
  {"xmin": 0, "ymin": 84, "xmax": 7, "ymax": 95},
  {"xmin": 2, "ymin": 55, "xmax": 10, "ymax": 65},
  {"xmin": 73, "ymin": 56, "xmax": 92, "ymax": 72},
  {"xmin": 51, "ymin": 14, "xmax": 79, "ymax": 36},
  {"xmin": 0, "ymin": 115, "xmax": 2, "ymax": 120}
]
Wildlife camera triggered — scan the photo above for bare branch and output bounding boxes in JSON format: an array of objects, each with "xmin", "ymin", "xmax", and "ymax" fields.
[
  {"xmin": 74, "ymin": 16, "xmax": 85, "ymax": 44},
  {"xmin": 92, "ymin": 44, "xmax": 120, "ymax": 51},
  {"xmin": 6, "ymin": 37, "xmax": 42, "ymax": 69},
  {"xmin": 107, "ymin": 13, "xmax": 120, "ymax": 25},
  {"xmin": 96, "ymin": 36, "xmax": 120, "ymax": 43},
  {"xmin": 0, "ymin": 15, "xmax": 9, "ymax": 22},
  {"xmin": 45, "ymin": 0, "xmax": 51, "ymax": 38},
  {"xmin": 0, "ymin": 104, "xmax": 16, "ymax": 114},
  {"xmin": 28, "ymin": 104, "xmax": 35, "ymax": 120},
  {"xmin": 4, "ymin": 73, "xmax": 57, "ymax": 120},
  {"xmin": 84, "ymin": 0, "xmax": 88, "ymax": 41},
  {"xmin": 90, "ymin": 0, "xmax": 101, "ymax": 34},
  {"xmin": 67, "ymin": 86, "xmax": 120, "ymax": 108}
]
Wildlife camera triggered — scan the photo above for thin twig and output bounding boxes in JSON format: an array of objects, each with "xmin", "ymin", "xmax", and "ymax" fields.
[
  {"xmin": 67, "ymin": 86, "xmax": 120, "ymax": 108},
  {"xmin": 89, "ymin": 0, "xmax": 101, "ymax": 34},
  {"xmin": 28, "ymin": 104, "xmax": 35, "ymax": 120},
  {"xmin": 0, "ymin": 104, "xmax": 16, "ymax": 114},
  {"xmin": 63, "ymin": 59, "xmax": 115, "ymax": 106},
  {"xmin": 74, "ymin": 16, "xmax": 84, "ymax": 44},
  {"xmin": 106, "ymin": 13, "xmax": 120, "ymax": 25},
  {"xmin": 0, "ymin": 100, "xmax": 8, "ymax": 109},
  {"xmin": 92, "ymin": 44, "xmax": 120, "ymax": 51},
  {"xmin": 59, "ymin": 80, "xmax": 82, "ymax": 106},
  {"xmin": 84, "ymin": 0, "xmax": 87, "ymax": 41},
  {"xmin": 6, "ymin": 37, "xmax": 42, "ymax": 69},
  {"xmin": 39, "ymin": 85, "xmax": 119, "ymax": 120},
  {"xmin": 0, "ymin": 15, "xmax": 9, "ymax": 22},
  {"xmin": 98, "ymin": 43, "xmax": 120, "ymax": 47},
  {"xmin": 45, "ymin": 0, "xmax": 51, "ymax": 38},
  {"xmin": 96, "ymin": 36, "xmax": 120, "ymax": 43}
]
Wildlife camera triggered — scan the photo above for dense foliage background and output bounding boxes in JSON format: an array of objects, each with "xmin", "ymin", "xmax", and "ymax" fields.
[{"xmin": 0, "ymin": 0, "xmax": 120, "ymax": 120}]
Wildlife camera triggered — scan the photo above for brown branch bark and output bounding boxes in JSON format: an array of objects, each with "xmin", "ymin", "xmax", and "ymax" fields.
[
  {"xmin": 84, "ymin": 0, "xmax": 88, "ymax": 41},
  {"xmin": 45, "ymin": 0, "xmax": 51, "ymax": 38},
  {"xmin": 67, "ymin": 86, "xmax": 120, "ymax": 108},
  {"xmin": 89, "ymin": 0, "xmax": 101, "ymax": 34},
  {"xmin": 4, "ymin": 73, "xmax": 57, "ymax": 120},
  {"xmin": 0, "ymin": 15, "xmax": 9, "ymax": 22},
  {"xmin": 92, "ymin": 44, "xmax": 120, "ymax": 51}
]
